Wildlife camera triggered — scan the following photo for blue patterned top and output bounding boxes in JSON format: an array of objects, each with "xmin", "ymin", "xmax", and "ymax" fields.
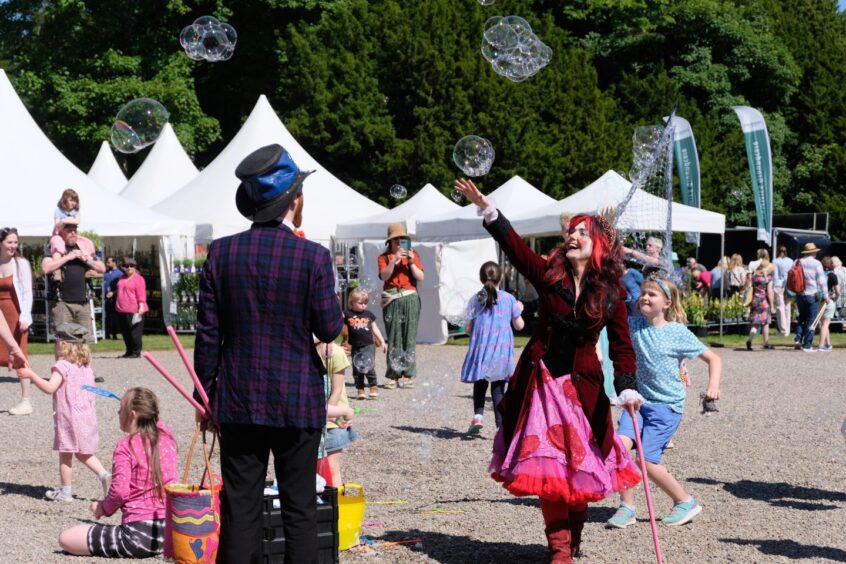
[
  {"xmin": 628, "ymin": 316, "xmax": 706, "ymax": 413},
  {"xmin": 460, "ymin": 290, "xmax": 521, "ymax": 383}
]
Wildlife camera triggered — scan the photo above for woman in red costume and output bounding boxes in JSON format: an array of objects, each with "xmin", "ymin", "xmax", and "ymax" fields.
[{"xmin": 455, "ymin": 179, "xmax": 644, "ymax": 563}]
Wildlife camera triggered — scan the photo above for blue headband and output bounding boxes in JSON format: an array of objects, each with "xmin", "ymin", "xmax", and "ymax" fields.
[{"xmin": 646, "ymin": 275, "xmax": 671, "ymax": 300}]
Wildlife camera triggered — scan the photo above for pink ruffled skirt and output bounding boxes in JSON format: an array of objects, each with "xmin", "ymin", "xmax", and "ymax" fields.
[{"xmin": 490, "ymin": 363, "xmax": 641, "ymax": 505}]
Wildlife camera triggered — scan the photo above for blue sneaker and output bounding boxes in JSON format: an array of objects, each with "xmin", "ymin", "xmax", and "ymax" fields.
[
  {"xmin": 605, "ymin": 503, "xmax": 636, "ymax": 529},
  {"xmin": 661, "ymin": 497, "xmax": 701, "ymax": 526}
]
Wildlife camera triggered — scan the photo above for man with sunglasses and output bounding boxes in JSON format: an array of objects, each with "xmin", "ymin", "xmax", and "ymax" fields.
[{"xmin": 41, "ymin": 218, "xmax": 105, "ymax": 347}]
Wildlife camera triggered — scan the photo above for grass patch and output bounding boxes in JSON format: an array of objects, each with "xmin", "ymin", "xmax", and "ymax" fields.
[{"xmin": 27, "ymin": 334, "xmax": 196, "ymax": 356}]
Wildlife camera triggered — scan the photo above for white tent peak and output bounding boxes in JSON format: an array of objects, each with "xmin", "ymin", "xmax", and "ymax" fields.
[
  {"xmin": 154, "ymin": 95, "xmax": 385, "ymax": 244},
  {"xmin": 0, "ymin": 68, "xmax": 193, "ymax": 237},
  {"xmin": 87, "ymin": 141, "xmax": 127, "ymax": 193},
  {"xmin": 415, "ymin": 175, "xmax": 556, "ymax": 241},
  {"xmin": 120, "ymin": 122, "xmax": 199, "ymax": 208},
  {"xmin": 335, "ymin": 182, "xmax": 459, "ymax": 241}
]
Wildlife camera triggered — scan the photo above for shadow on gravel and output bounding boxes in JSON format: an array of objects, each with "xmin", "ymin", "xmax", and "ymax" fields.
[
  {"xmin": 720, "ymin": 538, "xmax": 846, "ymax": 561},
  {"xmin": 432, "ymin": 496, "xmax": 540, "ymax": 507},
  {"xmin": 689, "ymin": 477, "xmax": 846, "ymax": 510},
  {"xmin": 379, "ymin": 528, "xmax": 547, "ymax": 563},
  {"xmin": 0, "ymin": 481, "xmax": 48, "ymax": 500},
  {"xmin": 0, "ymin": 376, "xmax": 18, "ymax": 383},
  {"xmin": 392, "ymin": 425, "xmax": 488, "ymax": 441}
]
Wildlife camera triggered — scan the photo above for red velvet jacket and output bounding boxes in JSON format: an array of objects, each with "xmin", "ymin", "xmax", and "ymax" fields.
[{"xmin": 485, "ymin": 212, "xmax": 637, "ymax": 458}]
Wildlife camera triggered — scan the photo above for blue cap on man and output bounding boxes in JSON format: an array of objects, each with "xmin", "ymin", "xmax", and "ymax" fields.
[{"xmin": 235, "ymin": 144, "xmax": 314, "ymax": 222}]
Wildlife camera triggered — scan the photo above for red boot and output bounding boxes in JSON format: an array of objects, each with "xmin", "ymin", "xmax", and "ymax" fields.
[
  {"xmin": 569, "ymin": 507, "xmax": 587, "ymax": 558},
  {"xmin": 544, "ymin": 523, "xmax": 573, "ymax": 564}
]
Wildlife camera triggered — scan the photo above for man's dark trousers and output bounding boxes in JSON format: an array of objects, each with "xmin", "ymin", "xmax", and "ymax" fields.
[{"xmin": 217, "ymin": 423, "xmax": 322, "ymax": 564}]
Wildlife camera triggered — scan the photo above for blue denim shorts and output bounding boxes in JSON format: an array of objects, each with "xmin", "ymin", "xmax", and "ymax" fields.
[
  {"xmin": 324, "ymin": 426, "xmax": 358, "ymax": 453},
  {"xmin": 617, "ymin": 403, "xmax": 682, "ymax": 464}
]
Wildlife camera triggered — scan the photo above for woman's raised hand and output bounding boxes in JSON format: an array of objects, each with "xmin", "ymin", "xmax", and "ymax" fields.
[{"xmin": 454, "ymin": 178, "xmax": 490, "ymax": 209}]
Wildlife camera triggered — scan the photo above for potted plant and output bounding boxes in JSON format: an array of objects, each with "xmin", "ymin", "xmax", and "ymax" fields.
[
  {"xmin": 683, "ymin": 294, "xmax": 708, "ymax": 336},
  {"xmin": 182, "ymin": 258, "xmax": 194, "ymax": 273},
  {"xmin": 194, "ymin": 254, "xmax": 206, "ymax": 271}
]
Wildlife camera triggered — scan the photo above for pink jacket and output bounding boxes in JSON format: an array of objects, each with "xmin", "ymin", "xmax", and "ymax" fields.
[
  {"xmin": 101, "ymin": 421, "xmax": 178, "ymax": 523},
  {"xmin": 115, "ymin": 273, "xmax": 147, "ymax": 314}
]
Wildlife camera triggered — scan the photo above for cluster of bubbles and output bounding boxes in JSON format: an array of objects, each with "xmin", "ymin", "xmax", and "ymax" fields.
[
  {"xmin": 628, "ymin": 125, "xmax": 666, "ymax": 183},
  {"xmin": 110, "ymin": 98, "xmax": 170, "ymax": 154},
  {"xmin": 481, "ymin": 16, "xmax": 552, "ymax": 83},
  {"xmin": 452, "ymin": 135, "xmax": 495, "ymax": 177},
  {"xmin": 389, "ymin": 348, "xmax": 416, "ymax": 373},
  {"xmin": 389, "ymin": 184, "xmax": 407, "ymax": 200},
  {"xmin": 179, "ymin": 16, "xmax": 237, "ymax": 62}
]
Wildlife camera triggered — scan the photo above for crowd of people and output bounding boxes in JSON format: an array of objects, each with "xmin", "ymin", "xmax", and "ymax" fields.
[{"xmin": 0, "ymin": 143, "xmax": 839, "ymax": 564}]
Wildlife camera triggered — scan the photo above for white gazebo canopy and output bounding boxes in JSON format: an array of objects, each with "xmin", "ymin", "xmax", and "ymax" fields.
[
  {"xmin": 415, "ymin": 175, "xmax": 557, "ymax": 241},
  {"xmin": 119, "ymin": 123, "xmax": 199, "ymax": 208},
  {"xmin": 153, "ymin": 95, "xmax": 386, "ymax": 245},
  {"xmin": 87, "ymin": 141, "xmax": 127, "ymax": 193},
  {"xmin": 510, "ymin": 170, "xmax": 726, "ymax": 235},
  {"xmin": 334, "ymin": 183, "xmax": 460, "ymax": 242},
  {"xmin": 0, "ymin": 69, "xmax": 194, "ymax": 237}
]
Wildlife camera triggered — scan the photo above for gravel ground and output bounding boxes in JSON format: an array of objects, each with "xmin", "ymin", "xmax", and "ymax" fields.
[{"xmin": 1, "ymin": 344, "xmax": 845, "ymax": 563}]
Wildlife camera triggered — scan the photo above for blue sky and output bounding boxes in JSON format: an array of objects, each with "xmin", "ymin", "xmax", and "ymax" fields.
[{"xmin": 841, "ymin": 0, "xmax": 846, "ymax": 12}]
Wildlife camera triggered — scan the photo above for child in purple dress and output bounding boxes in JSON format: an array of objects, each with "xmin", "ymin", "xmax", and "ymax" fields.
[
  {"xmin": 17, "ymin": 323, "xmax": 110, "ymax": 502},
  {"xmin": 461, "ymin": 262, "xmax": 524, "ymax": 434}
]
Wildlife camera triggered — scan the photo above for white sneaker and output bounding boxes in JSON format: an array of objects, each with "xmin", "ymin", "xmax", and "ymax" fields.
[
  {"xmin": 45, "ymin": 488, "xmax": 73, "ymax": 502},
  {"xmin": 9, "ymin": 399, "xmax": 32, "ymax": 415}
]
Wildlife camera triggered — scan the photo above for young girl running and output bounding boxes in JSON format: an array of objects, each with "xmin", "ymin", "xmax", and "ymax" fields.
[
  {"xmin": 606, "ymin": 274, "xmax": 722, "ymax": 529},
  {"xmin": 461, "ymin": 261, "xmax": 524, "ymax": 434},
  {"xmin": 17, "ymin": 323, "xmax": 110, "ymax": 502},
  {"xmin": 56, "ymin": 387, "xmax": 178, "ymax": 557}
]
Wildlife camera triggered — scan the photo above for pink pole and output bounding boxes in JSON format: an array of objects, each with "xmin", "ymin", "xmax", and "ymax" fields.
[
  {"xmin": 627, "ymin": 404, "xmax": 664, "ymax": 564},
  {"xmin": 166, "ymin": 325, "xmax": 211, "ymax": 413},
  {"xmin": 143, "ymin": 351, "xmax": 207, "ymax": 415}
]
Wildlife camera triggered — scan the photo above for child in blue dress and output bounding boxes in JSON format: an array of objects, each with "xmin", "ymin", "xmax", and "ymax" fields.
[
  {"xmin": 460, "ymin": 261, "xmax": 524, "ymax": 434},
  {"xmin": 606, "ymin": 274, "xmax": 722, "ymax": 529}
]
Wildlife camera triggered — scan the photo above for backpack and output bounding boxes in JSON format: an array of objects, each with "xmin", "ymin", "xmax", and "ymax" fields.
[{"xmin": 786, "ymin": 259, "xmax": 805, "ymax": 294}]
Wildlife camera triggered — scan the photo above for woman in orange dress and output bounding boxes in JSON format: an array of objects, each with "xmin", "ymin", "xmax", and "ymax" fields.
[{"xmin": 0, "ymin": 227, "xmax": 33, "ymax": 415}]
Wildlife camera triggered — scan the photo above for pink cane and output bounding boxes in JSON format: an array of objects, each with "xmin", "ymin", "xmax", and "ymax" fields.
[
  {"xmin": 627, "ymin": 404, "xmax": 664, "ymax": 564},
  {"xmin": 143, "ymin": 351, "xmax": 208, "ymax": 415},
  {"xmin": 166, "ymin": 326, "xmax": 211, "ymax": 414}
]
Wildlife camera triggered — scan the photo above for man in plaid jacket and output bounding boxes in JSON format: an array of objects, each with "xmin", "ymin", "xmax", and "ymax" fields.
[{"xmin": 195, "ymin": 144, "xmax": 343, "ymax": 563}]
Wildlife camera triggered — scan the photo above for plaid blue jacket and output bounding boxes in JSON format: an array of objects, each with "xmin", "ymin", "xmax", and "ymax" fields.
[{"xmin": 194, "ymin": 222, "xmax": 344, "ymax": 428}]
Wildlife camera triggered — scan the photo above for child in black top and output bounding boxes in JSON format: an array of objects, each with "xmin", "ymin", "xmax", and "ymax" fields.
[{"xmin": 343, "ymin": 288, "xmax": 387, "ymax": 400}]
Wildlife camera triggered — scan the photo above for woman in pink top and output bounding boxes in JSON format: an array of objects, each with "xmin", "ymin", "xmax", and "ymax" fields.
[
  {"xmin": 17, "ymin": 323, "xmax": 110, "ymax": 502},
  {"xmin": 58, "ymin": 387, "xmax": 178, "ymax": 558},
  {"xmin": 115, "ymin": 257, "xmax": 147, "ymax": 359}
]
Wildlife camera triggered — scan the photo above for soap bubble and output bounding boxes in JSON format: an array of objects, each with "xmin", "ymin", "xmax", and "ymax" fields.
[
  {"xmin": 389, "ymin": 348, "xmax": 410, "ymax": 372},
  {"xmin": 481, "ymin": 15, "xmax": 552, "ymax": 82},
  {"xmin": 180, "ymin": 16, "xmax": 237, "ymax": 62},
  {"xmin": 352, "ymin": 351, "xmax": 375, "ymax": 374},
  {"xmin": 110, "ymin": 98, "xmax": 169, "ymax": 154},
  {"xmin": 478, "ymin": 0, "xmax": 495, "ymax": 5},
  {"xmin": 629, "ymin": 125, "xmax": 664, "ymax": 182},
  {"xmin": 453, "ymin": 135, "xmax": 495, "ymax": 177},
  {"xmin": 451, "ymin": 189, "xmax": 464, "ymax": 203},
  {"xmin": 483, "ymin": 356, "xmax": 512, "ymax": 382},
  {"xmin": 390, "ymin": 184, "xmax": 408, "ymax": 200}
]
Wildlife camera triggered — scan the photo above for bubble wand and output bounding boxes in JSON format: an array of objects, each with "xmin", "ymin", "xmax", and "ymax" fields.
[
  {"xmin": 166, "ymin": 325, "xmax": 211, "ymax": 413},
  {"xmin": 628, "ymin": 404, "xmax": 664, "ymax": 564},
  {"xmin": 143, "ymin": 351, "xmax": 207, "ymax": 415}
]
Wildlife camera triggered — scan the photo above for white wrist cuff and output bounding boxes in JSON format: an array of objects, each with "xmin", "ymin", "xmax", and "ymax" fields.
[{"xmin": 480, "ymin": 205, "xmax": 498, "ymax": 224}]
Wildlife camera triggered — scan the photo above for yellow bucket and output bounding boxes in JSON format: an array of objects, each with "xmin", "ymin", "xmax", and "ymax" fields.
[{"xmin": 337, "ymin": 483, "xmax": 366, "ymax": 551}]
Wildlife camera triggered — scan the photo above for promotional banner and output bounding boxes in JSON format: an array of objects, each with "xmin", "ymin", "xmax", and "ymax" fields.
[
  {"xmin": 732, "ymin": 106, "xmax": 773, "ymax": 245},
  {"xmin": 668, "ymin": 116, "xmax": 701, "ymax": 244}
]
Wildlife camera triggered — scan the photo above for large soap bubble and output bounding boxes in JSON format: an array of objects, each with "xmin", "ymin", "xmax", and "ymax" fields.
[
  {"xmin": 180, "ymin": 16, "xmax": 237, "ymax": 62},
  {"xmin": 481, "ymin": 15, "xmax": 552, "ymax": 82},
  {"xmin": 453, "ymin": 135, "xmax": 495, "ymax": 177},
  {"xmin": 629, "ymin": 125, "xmax": 664, "ymax": 182},
  {"xmin": 352, "ymin": 351, "xmax": 375, "ymax": 374},
  {"xmin": 110, "ymin": 98, "xmax": 169, "ymax": 154}
]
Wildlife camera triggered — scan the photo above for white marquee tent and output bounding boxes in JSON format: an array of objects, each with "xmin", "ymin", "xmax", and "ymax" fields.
[
  {"xmin": 334, "ymin": 183, "xmax": 459, "ymax": 242},
  {"xmin": 415, "ymin": 175, "xmax": 557, "ymax": 241},
  {"xmin": 510, "ymin": 170, "xmax": 726, "ymax": 235},
  {"xmin": 0, "ymin": 69, "xmax": 194, "ymax": 238},
  {"xmin": 87, "ymin": 141, "xmax": 127, "ymax": 194},
  {"xmin": 153, "ymin": 95, "xmax": 386, "ymax": 246},
  {"xmin": 119, "ymin": 123, "xmax": 199, "ymax": 208}
]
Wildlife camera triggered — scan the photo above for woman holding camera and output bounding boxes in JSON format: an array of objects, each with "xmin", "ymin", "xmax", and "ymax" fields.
[{"xmin": 378, "ymin": 223, "xmax": 424, "ymax": 388}]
